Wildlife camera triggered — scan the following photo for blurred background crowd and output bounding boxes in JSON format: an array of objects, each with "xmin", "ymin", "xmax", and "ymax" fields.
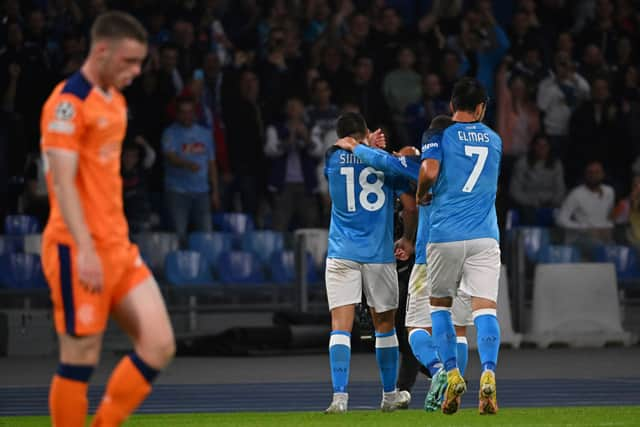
[{"xmin": 1, "ymin": 0, "xmax": 639, "ymax": 248}]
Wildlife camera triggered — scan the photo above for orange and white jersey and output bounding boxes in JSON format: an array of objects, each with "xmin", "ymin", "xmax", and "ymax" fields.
[{"xmin": 40, "ymin": 71, "xmax": 129, "ymax": 247}]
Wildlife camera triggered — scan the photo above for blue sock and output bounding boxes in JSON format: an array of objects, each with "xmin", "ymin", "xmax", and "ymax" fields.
[
  {"xmin": 456, "ymin": 336, "xmax": 469, "ymax": 376},
  {"xmin": 474, "ymin": 310, "xmax": 500, "ymax": 372},
  {"xmin": 329, "ymin": 331, "xmax": 351, "ymax": 393},
  {"xmin": 430, "ymin": 308, "xmax": 457, "ymax": 372},
  {"xmin": 375, "ymin": 329, "xmax": 399, "ymax": 393},
  {"xmin": 408, "ymin": 328, "xmax": 442, "ymax": 376}
]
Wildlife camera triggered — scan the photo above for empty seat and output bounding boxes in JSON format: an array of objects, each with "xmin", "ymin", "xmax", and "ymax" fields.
[
  {"xmin": 538, "ymin": 244, "xmax": 580, "ymax": 263},
  {"xmin": 0, "ymin": 253, "xmax": 47, "ymax": 289},
  {"xmin": 593, "ymin": 245, "xmax": 640, "ymax": 280},
  {"xmin": 5, "ymin": 215, "xmax": 40, "ymax": 235},
  {"xmin": 525, "ymin": 263, "xmax": 635, "ymax": 347},
  {"xmin": 518, "ymin": 227, "xmax": 550, "ymax": 261},
  {"xmin": 0, "ymin": 236, "xmax": 23, "ymax": 255},
  {"xmin": 293, "ymin": 228, "xmax": 328, "ymax": 271},
  {"xmin": 23, "ymin": 234, "xmax": 42, "ymax": 255},
  {"xmin": 165, "ymin": 251, "xmax": 214, "ymax": 286},
  {"xmin": 217, "ymin": 251, "xmax": 264, "ymax": 284},
  {"xmin": 132, "ymin": 232, "xmax": 179, "ymax": 275},
  {"xmin": 188, "ymin": 232, "xmax": 234, "ymax": 269},
  {"xmin": 269, "ymin": 250, "xmax": 318, "ymax": 285},
  {"xmin": 213, "ymin": 213, "xmax": 254, "ymax": 234},
  {"xmin": 242, "ymin": 230, "xmax": 284, "ymax": 264}
]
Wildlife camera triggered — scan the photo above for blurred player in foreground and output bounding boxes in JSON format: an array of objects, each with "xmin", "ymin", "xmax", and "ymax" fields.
[{"xmin": 40, "ymin": 12, "xmax": 174, "ymax": 426}]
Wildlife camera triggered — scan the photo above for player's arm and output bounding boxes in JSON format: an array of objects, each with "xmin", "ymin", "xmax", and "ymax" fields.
[
  {"xmin": 46, "ymin": 149, "xmax": 103, "ymax": 291},
  {"xmin": 335, "ymin": 137, "xmax": 419, "ymax": 181},
  {"xmin": 417, "ymin": 116, "xmax": 449, "ymax": 205}
]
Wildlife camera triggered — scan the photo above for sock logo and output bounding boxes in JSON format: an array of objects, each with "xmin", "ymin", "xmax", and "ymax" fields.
[{"xmin": 481, "ymin": 336, "xmax": 497, "ymax": 343}]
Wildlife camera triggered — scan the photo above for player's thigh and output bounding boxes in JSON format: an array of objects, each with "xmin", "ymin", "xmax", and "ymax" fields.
[
  {"xmin": 461, "ymin": 238, "xmax": 501, "ymax": 302},
  {"xmin": 405, "ymin": 264, "xmax": 431, "ymax": 328},
  {"xmin": 42, "ymin": 239, "xmax": 112, "ymax": 338},
  {"xmin": 362, "ymin": 263, "xmax": 398, "ymax": 314},
  {"xmin": 427, "ymin": 242, "xmax": 464, "ymax": 298},
  {"xmin": 112, "ymin": 273, "xmax": 175, "ymax": 369},
  {"xmin": 325, "ymin": 258, "xmax": 363, "ymax": 311},
  {"xmin": 451, "ymin": 289, "xmax": 474, "ymax": 328}
]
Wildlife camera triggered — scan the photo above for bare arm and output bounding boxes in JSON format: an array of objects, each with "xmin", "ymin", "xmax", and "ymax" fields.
[
  {"xmin": 417, "ymin": 158, "xmax": 440, "ymax": 205},
  {"xmin": 46, "ymin": 149, "xmax": 103, "ymax": 290},
  {"xmin": 400, "ymin": 192, "xmax": 417, "ymax": 241}
]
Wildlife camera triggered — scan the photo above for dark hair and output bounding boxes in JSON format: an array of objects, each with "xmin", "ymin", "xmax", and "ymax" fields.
[
  {"xmin": 90, "ymin": 11, "xmax": 147, "ymax": 44},
  {"xmin": 336, "ymin": 112, "xmax": 367, "ymax": 139},
  {"xmin": 451, "ymin": 77, "xmax": 487, "ymax": 113},
  {"xmin": 526, "ymin": 133, "xmax": 555, "ymax": 169},
  {"xmin": 311, "ymin": 77, "xmax": 330, "ymax": 92},
  {"xmin": 176, "ymin": 95, "xmax": 195, "ymax": 109}
]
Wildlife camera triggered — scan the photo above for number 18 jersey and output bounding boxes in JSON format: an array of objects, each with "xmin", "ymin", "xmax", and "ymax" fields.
[
  {"xmin": 421, "ymin": 119, "xmax": 502, "ymax": 243},
  {"xmin": 325, "ymin": 146, "xmax": 411, "ymax": 263}
]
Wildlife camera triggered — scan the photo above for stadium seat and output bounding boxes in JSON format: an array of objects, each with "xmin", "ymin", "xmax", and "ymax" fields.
[
  {"xmin": 132, "ymin": 232, "xmax": 180, "ymax": 276},
  {"xmin": 214, "ymin": 213, "xmax": 254, "ymax": 234},
  {"xmin": 0, "ymin": 253, "xmax": 47, "ymax": 289},
  {"xmin": 165, "ymin": 250, "xmax": 214, "ymax": 286},
  {"xmin": 269, "ymin": 250, "xmax": 318, "ymax": 285},
  {"xmin": 293, "ymin": 228, "xmax": 328, "ymax": 271},
  {"xmin": 505, "ymin": 209, "xmax": 520, "ymax": 231},
  {"xmin": 592, "ymin": 245, "xmax": 640, "ymax": 280},
  {"xmin": 0, "ymin": 236, "xmax": 23, "ymax": 255},
  {"xmin": 23, "ymin": 234, "xmax": 42, "ymax": 255},
  {"xmin": 217, "ymin": 251, "xmax": 264, "ymax": 284},
  {"xmin": 188, "ymin": 232, "xmax": 234, "ymax": 270},
  {"xmin": 535, "ymin": 208, "xmax": 556, "ymax": 227},
  {"xmin": 4, "ymin": 215, "xmax": 40, "ymax": 235},
  {"xmin": 242, "ymin": 230, "xmax": 284, "ymax": 264},
  {"xmin": 518, "ymin": 227, "xmax": 550, "ymax": 262},
  {"xmin": 538, "ymin": 244, "xmax": 580, "ymax": 263},
  {"xmin": 525, "ymin": 263, "xmax": 635, "ymax": 347}
]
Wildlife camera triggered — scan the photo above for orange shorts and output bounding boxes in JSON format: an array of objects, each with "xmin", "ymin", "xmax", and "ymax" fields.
[{"xmin": 42, "ymin": 239, "xmax": 151, "ymax": 336}]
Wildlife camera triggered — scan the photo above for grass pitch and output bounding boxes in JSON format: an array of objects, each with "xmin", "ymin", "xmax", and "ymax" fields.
[{"xmin": 1, "ymin": 406, "xmax": 639, "ymax": 426}]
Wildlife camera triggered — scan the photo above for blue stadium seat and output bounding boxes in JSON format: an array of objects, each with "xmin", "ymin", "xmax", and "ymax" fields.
[
  {"xmin": 217, "ymin": 251, "xmax": 264, "ymax": 284},
  {"xmin": 165, "ymin": 250, "xmax": 214, "ymax": 286},
  {"xmin": 593, "ymin": 245, "xmax": 640, "ymax": 280},
  {"xmin": 214, "ymin": 213, "xmax": 255, "ymax": 234},
  {"xmin": 535, "ymin": 208, "xmax": 556, "ymax": 227},
  {"xmin": 4, "ymin": 215, "xmax": 40, "ymax": 235},
  {"xmin": 269, "ymin": 250, "xmax": 318, "ymax": 285},
  {"xmin": 242, "ymin": 230, "xmax": 284, "ymax": 264},
  {"xmin": 132, "ymin": 232, "xmax": 180, "ymax": 276},
  {"xmin": 505, "ymin": 209, "xmax": 520, "ymax": 231},
  {"xmin": 519, "ymin": 227, "xmax": 550, "ymax": 262},
  {"xmin": 0, "ymin": 253, "xmax": 47, "ymax": 289},
  {"xmin": 188, "ymin": 232, "xmax": 234, "ymax": 270},
  {"xmin": 0, "ymin": 236, "xmax": 23, "ymax": 255},
  {"xmin": 539, "ymin": 245, "xmax": 580, "ymax": 264}
]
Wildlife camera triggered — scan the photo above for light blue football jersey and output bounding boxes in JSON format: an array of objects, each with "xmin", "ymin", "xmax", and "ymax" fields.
[
  {"xmin": 325, "ymin": 146, "xmax": 411, "ymax": 263},
  {"xmin": 351, "ymin": 143, "xmax": 430, "ymax": 265},
  {"xmin": 421, "ymin": 120, "xmax": 501, "ymax": 243}
]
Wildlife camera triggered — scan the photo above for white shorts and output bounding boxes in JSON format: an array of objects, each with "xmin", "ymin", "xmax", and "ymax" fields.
[
  {"xmin": 405, "ymin": 263, "xmax": 473, "ymax": 328},
  {"xmin": 427, "ymin": 238, "xmax": 501, "ymax": 302},
  {"xmin": 325, "ymin": 258, "xmax": 398, "ymax": 312}
]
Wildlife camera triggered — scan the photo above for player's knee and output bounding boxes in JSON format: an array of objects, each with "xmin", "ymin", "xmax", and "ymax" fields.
[
  {"xmin": 59, "ymin": 334, "xmax": 102, "ymax": 365},
  {"xmin": 155, "ymin": 333, "xmax": 176, "ymax": 365}
]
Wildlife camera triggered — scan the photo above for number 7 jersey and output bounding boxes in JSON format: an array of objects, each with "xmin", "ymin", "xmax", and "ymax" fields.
[
  {"xmin": 421, "ymin": 118, "xmax": 502, "ymax": 243},
  {"xmin": 325, "ymin": 146, "xmax": 411, "ymax": 263}
]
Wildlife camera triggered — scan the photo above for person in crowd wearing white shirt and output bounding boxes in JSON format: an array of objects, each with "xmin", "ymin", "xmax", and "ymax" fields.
[{"xmin": 557, "ymin": 161, "xmax": 614, "ymax": 246}]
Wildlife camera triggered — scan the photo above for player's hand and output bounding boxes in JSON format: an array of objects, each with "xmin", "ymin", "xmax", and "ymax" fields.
[
  {"xmin": 394, "ymin": 237, "xmax": 415, "ymax": 261},
  {"xmin": 77, "ymin": 245, "xmax": 103, "ymax": 293},
  {"xmin": 335, "ymin": 137, "xmax": 357, "ymax": 151},
  {"xmin": 368, "ymin": 128, "xmax": 386, "ymax": 149},
  {"xmin": 417, "ymin": 193, "xmax": 433, "ymax": 206}
]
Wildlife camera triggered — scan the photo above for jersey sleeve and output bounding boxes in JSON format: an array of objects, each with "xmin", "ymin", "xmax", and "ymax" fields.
[
  {"xmin": 40, "ymin": 94, "xmax": 85, "ymax": 152},
  {"xmin": 353, "ymin": 144, "xmax": 419, "ymax": 182},
  {"xmin": 420, "ymin": 129, "xmax": 443, "ymax": 162}
]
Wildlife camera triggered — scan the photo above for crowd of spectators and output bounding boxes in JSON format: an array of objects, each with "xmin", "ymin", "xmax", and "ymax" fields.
[{"xmin": 1, "ymin": 0, "xmax": 640, "ymax": 241}]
